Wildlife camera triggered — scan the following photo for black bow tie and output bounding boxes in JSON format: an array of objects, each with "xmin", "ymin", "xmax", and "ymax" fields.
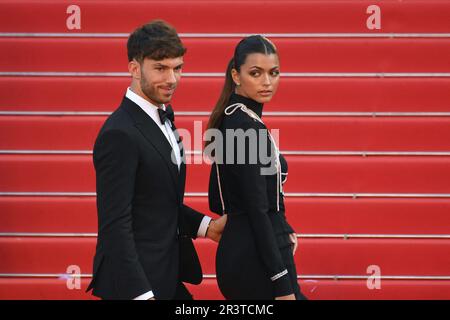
[{"xmin": 158, "ymin": 104, "xmax": 175, "ymax": 125}]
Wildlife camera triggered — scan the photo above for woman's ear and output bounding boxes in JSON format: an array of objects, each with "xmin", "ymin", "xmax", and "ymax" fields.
[
  {"xmin": 231, "ymin": 68, "xmax": 240, "ymax": 86},
  {"xmin": 128, "ymin": 59, "xmax": 141, "ymax": 80}
]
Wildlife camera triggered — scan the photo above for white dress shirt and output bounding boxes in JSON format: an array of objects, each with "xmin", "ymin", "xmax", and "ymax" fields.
[{"xmin": 125, "ymin": 88, "xmax": 211, "ymax": 300}]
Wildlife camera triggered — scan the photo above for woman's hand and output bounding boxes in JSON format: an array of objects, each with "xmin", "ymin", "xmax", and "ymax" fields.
[
  {"xmin": 289, "ymin": 233, "xmax": 298, "ymax": 256},
  {"xmin": 275, "ymin": 293, "xmax": 296, "ymax": 300},
  {"xmin": 206, "ymin": 214, "xmax": 228, "ymax": 242}
]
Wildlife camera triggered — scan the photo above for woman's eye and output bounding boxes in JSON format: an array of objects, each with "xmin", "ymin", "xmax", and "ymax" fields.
[
  {"xmin": 271, "ymin": 70, "xmax": 280, "ymax": 76},
  {"xmin": 250, "ymin": 72, "xmax": 260, "ymax": 77}
]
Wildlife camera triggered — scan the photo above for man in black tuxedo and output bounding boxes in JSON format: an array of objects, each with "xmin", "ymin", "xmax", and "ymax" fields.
[{"xmin": 86, "ymin": 20, "xmax": 226, "ymax": 300}]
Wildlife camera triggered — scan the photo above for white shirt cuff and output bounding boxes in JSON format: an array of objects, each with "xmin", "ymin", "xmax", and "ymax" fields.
[
  {"xmin": 133, "ymin": 290, "xmax": 154, "ymax": 300},
  {"xmin": 197, "ymin": 216, "xmax": 212, "ymax": 238}
]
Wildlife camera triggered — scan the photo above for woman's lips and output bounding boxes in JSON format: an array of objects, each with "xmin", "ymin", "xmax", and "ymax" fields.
[{"xmin": 258, "ymin": 90, "xmax": 273, "ymax": 97}]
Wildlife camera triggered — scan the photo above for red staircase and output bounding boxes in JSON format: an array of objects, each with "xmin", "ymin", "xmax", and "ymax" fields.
[{"xmin": 1, "ymin": 0, "xmax": 450, "ymax": 300}]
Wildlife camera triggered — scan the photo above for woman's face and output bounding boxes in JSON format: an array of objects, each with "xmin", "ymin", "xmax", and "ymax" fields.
[{"xmin": 232, "ymin": 53, "xmax": 280, "ymax": 104}]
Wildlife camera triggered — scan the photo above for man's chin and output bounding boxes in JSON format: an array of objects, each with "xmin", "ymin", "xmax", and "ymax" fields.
[
  {"xmin": 141, "ymin": 90, "xmax": 172, "ymax": 106},
  {"xmin": 160, "ymin": 95, "xmax": 173, "ymax": 104}
]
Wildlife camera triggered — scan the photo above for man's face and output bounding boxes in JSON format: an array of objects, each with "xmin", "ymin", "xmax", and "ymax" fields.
[{"xmin": 137, "ymin": 56, "xmax": 184, "ymax": 106}]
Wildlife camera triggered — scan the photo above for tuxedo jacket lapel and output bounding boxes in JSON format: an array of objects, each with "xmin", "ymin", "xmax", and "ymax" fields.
[
  {"xmin": 121, "ymin": 97, "xmax": 180, "ymax": 201},
  {"xmin": 172, "ymin": 121, "xmax": 187, "ymax": 202}
]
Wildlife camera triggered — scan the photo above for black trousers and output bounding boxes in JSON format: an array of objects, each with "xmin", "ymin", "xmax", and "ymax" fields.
[{"xmin": 173, "ymin": 282, "xmax": 194, "ymax": 300}]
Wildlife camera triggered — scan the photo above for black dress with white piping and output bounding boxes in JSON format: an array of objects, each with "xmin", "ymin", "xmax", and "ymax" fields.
[{"xmin": 208, "ymin": 93, "xmax": 306, "ymax": 300}]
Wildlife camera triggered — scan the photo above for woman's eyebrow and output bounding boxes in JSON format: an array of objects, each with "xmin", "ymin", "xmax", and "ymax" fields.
[{"xmin": 249, "ymin": 65, "xmax": 279, "ymax": 70}]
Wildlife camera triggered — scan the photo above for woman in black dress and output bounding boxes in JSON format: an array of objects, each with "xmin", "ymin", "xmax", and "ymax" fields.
[{"xmin": 206, "ymin": 35, "xmax": 306, "ymax": 300}]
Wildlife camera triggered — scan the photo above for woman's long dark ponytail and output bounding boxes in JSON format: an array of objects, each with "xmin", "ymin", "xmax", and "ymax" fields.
[{"xmin": 206, "ymin": 58, "xmax": 236, "ymax": 135}]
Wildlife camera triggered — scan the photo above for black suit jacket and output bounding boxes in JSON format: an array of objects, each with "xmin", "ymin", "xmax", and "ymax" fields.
[{"xmin": 86, "ymin": 96, "xmax": 204, "ymax": 300}]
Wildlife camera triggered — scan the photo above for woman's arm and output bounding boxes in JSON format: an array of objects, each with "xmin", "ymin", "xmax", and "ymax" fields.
[{"xmin": 228, "ymin": 120, "xmax": 294, "ymax": 297}]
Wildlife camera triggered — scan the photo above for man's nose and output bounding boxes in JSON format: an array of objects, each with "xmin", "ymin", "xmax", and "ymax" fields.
[{"xmin": 166, "ymin": 69, "xmax": 177, "ymax": 84}]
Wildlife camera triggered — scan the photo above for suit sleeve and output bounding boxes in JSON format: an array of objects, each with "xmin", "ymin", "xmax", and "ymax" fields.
[
  {"xmin": 229, "ymin": 121, "xmax": 294, "ymax": 297},
  {"xmin": 281, "ymin": 212, "xmax": 296, "ymax": 234},
  {"xmin": 93, "ymin": 129, "xmax": 152, "ymax": 299},
  {"xmin": 180, "ymin": 204, "xmax": 205, "ymax": 239}
]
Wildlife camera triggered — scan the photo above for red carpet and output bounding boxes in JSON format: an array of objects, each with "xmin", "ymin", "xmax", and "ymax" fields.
[{"xmin": 1, "ymin": 0, "xmax": 449, "ymax": 299}]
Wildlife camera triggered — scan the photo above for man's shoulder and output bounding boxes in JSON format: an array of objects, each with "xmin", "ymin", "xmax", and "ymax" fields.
[
  {"xmin": 101, "ymin": 104, "xmax": 134, "ymax": 132},
  {"xmin": 94, "ymin": 102, "xmax": 137, "ymax": 148}
]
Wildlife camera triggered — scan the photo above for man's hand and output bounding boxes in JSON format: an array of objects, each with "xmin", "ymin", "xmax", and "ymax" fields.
[
  {"xmin": 289, "ymin": 233, "xmax": 298, "ymax": 256},
  {"xmin": 206, "ymin": 214, "xmax": 227, "ymax": 242},
  {"xmin": 275, "ymin": 293, "xmax": 296, "ymax": 300}
]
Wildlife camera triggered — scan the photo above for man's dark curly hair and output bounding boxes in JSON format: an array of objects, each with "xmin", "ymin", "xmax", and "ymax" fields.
[{"xmin": 127, "ymin": 20, "xmax": 186, "ymax": 63}]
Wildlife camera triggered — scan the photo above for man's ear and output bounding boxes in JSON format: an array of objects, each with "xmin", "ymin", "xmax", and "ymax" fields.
[
  {"xmin": 128, "ymin": 59, "xmax": 141, "ymax": 80},
  {"xmin": 231, "ymin": 68, "xmax": 240, "ymax": 86}
]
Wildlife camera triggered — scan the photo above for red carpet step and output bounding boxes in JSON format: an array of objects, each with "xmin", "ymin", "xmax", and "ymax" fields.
[
  {"xmin": 2, "ymin": 197, "xmax": 450, "ymax": 234},
  {"xmin": 2, "ymin": 77, "xmax": 450, "ymax": 113}
]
